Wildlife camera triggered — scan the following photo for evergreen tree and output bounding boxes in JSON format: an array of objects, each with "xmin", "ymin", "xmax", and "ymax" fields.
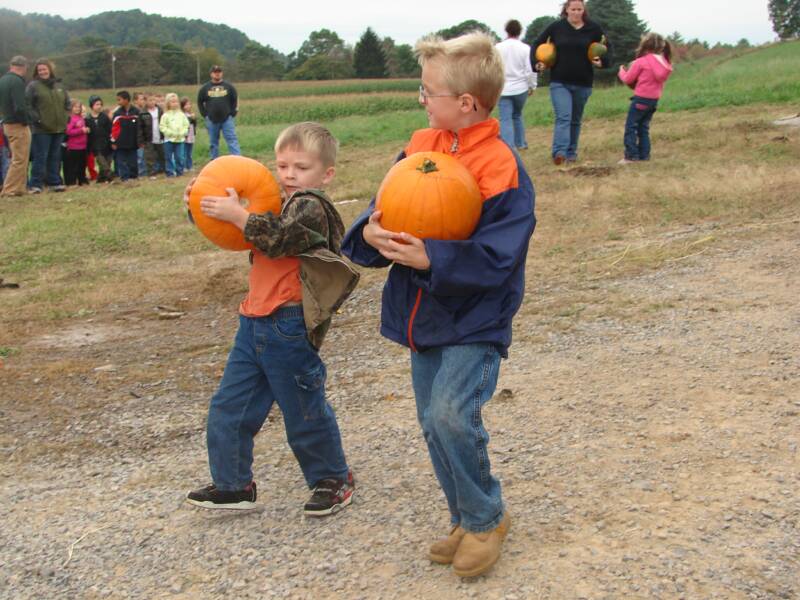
[
  {"xmin": 585, "ymin": 0, "xmax": 647, "ymax": 64},
  {"xmin": 436, "ymin": 20, "xmax": 499, "ymax": 41},
  {"xmin": 769, "ymin": 0, "xmax": 800, "ymax": 39},
  {"xmin": 236, "ymin": 42, "xmax": 286, "ymax": 81},
  {"xmin": 353, "ymin": 28, "xmax": 387, "ymax": 79},
  {"xmin": 523, "ymin": 16, "xmax": 559, "ymax": 46}
]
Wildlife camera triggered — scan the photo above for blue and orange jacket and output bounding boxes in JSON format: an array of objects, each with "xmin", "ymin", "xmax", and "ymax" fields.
[{"xmin": 342, "ymin": 118, "xmax": 536, "ymax": 356}]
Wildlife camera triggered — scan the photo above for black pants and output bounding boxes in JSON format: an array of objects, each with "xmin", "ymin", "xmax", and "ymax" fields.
[
  {"xmin": 114, "ymin": 148, "xmax": 138, "ymax": 180},
  {"xmin": 63, "ymin": 148, "xmax": 88, "ymax": 185}
]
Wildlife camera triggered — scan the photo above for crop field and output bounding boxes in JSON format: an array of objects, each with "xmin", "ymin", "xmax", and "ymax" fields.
[{"xmin": 1, "ymin": 41, "xmax": 799, "ymax": 599}]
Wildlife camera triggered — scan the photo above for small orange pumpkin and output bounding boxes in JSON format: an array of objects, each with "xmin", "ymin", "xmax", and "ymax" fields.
[
  {"xmin": 535, "ymin": 37, "xmax": 557, "ymax": 68},
  {"xmin": 189, "ymin": 155, "xmax": 282, "ymax": 251},
  {"xmin": 588, "ymin": 35, "xmax": 608, "ymax": 61},
  {"xmin": 376, "ymin": 151, "xmax": 482, "ymax": 240}
]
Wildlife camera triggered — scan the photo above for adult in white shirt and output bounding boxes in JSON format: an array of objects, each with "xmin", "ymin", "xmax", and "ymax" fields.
[{"xmin": 496, "ymin": 20, "xmax": 538, "ymax": 150}]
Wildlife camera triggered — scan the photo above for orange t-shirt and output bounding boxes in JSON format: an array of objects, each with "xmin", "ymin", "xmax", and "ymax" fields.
[{"xmin": 238, "ymin": 250, "xmax": 303, "ymax": 317}]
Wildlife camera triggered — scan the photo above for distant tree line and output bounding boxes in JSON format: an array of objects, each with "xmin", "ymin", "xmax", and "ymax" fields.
[{"xmin": 0, "ymin": 5, "xmax": 787, "ymax": 90}]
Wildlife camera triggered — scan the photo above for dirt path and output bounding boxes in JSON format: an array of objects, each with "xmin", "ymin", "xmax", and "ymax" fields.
[{"xmin": 1, "ymin": 216, "xmax": 798, "ymax": 599}]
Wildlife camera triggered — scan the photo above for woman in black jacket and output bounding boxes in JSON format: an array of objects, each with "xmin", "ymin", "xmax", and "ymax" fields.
[{"xmin": 534, "ymin": 0, "xmax": 611, "ymax": 165}]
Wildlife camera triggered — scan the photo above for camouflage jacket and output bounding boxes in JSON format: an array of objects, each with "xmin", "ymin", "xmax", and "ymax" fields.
[{"xmin": 243, "ymin": 189, "xmax": 360, "ymax": 349}]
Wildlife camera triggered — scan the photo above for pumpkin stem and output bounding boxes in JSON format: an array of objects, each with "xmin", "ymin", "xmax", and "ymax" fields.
[{"xmin": 417, "ymin": 158, "xmax": 439, "ymax": 174}]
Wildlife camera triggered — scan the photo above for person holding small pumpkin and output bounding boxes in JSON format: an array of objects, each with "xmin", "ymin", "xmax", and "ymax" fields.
[
  {"xmin": 342, "ymin": 32, "xmax": 536, "ymax": 578},
  {"xmin": 533, "ymin": 0, "xmax": 611, "ymax": 165},
  {"xmin": 183, "ymin": 122, "xmax": 359, "ymax": 517}
]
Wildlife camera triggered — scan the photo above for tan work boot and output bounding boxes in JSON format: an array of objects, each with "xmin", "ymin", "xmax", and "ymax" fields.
[
  {"xmin": 452, "ymin": 513, "xmax": 511, "ymax": 578},
  {"xmin": 428, "ymin": 525, "xmax": 467, "ymax": 564}
]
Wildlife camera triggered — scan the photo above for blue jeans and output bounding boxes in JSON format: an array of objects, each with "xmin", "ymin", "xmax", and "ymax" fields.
[
  {"xmin": 549, "ymin": 82, "xmax": 593, "ymax": 160},
  {"xmin": 30, "ymin": 132, "xmax": 64, "ymax": 188},
  {"xmin": 136, "ymin": 147, "xmax": 146, "ymax": 176},
  {"xmin": 163, "ymin": 141, "xmax": 185, "ymax": 176},
  {"xmin": 184, "ymin": 142, "xmax": 194, "ymax": 170},
  {"xmin": 623, "ymin": 96, "xmax": 658, "ymax": 160},
  {"xmin": 114, "ymin": 148, "xmax": 138, "ymax": 181},
  {"xmin": 0, "ymin": 144, "xmax": 9, "ymax": 182},
  {"xmin": 411, "ymin": 344, "xmax": 504, "ymax": 533},
  {"xmin": 207, "ymin": 307, "xmax": 349, "ymax": 491},
  {"xmin": 205, "ymin": 116, "xmax": 241, "ymax": 159},
  {"xmin": 498, "ymin": 91, "xmax": 529, "ymax": 149}
]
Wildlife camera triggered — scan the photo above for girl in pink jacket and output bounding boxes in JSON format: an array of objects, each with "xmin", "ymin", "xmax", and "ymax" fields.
[
  {"xmin": 617, "ymin": 33, "xmax": 673, "ymax": 163},
  {"xmin": 64, "ymin": 100, "xmax": 89, "ymax": 185}
]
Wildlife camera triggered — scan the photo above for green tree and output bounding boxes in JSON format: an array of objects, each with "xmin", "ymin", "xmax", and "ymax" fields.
[
  {"xmin": 157, "ymin": 43, "xmax": 194, "ymax": 84},
  {"xmin": 585, "ymin": 0, "xmax": 647, "ymax": 64},
  {"xmin": 285, "ymin": 53, "xmax": 354, "ymax": 80},
  {"xmin": 523, "ymin": 16, "xmax": 558, "ymax": 46},
  {"xmin": 354, "ymin": 28, "xmax": 387, "ymax": 78},
  {"xmin": 289, "ymin": 28, "xmax": 347, "ymax": 70},
  {"xmin": 59, "ymin": 36, "xmax": 111, "ymax": 89},
  {"xmin": 769, "ymin": 0, "xmax": 800, "ymax": 39},
  {"xmin": 436, "ymin": 20, "xmax": 499, "ymax": 41},
  {"xmin": 236, "ymin": 41, "xmax": 285, "ymax": 81}
]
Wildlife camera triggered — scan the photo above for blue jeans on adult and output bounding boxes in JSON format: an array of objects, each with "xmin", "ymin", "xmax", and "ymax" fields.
[
  {"xmin": 207, "ymin": 308, "xmax": 349, "ymax": 491},
  {"xmin": 29, "ymin": 132, "xmax": 64, "ymax": 188},
  {"xmin": 205, "ymin": 116, "xmax": 241, "ymax": 159},
  {"xmin": 114, "ymin": 148, "xmax": 138, "ymax": 181},
  {"xmin": 411, "ymin": 344, "xmax": 505, "ymax": 533},
  {"xmin": 623, "ymin": 96, "xmax": 658, "ymax": 161},
  {"xmin": 163, "ymin": 141, "xmax": 185, "ymax": 176},
  {"xmin": 549, "ymin": 82, "xmax": 593, "ymax": 161},
  {"xmin": 498, "ymin": 91, "xmax": 529, "ymax": 149},
  {"xmin": 184, "ymin": 142, "xmax": 194, "ymax": 171},
  {"xmin": 136, "ymin": 147, "xmax": 146, "ymax": 176}
]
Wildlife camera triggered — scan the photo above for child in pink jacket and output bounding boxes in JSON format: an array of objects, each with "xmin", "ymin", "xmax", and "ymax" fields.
[
  {"xmin": 617, "ymin": 33, "xmax": 673, "ymax": 163},
  {"xmin": 64, "ymin": 100, "xmax": 89, "ymax": 185}
]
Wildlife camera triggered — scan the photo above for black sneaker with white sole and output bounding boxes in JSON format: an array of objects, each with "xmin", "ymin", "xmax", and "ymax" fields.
[
  {"xmin": 186, "ymin": 481, "xmax": 257, "ymax": 510},
  {"xmin": 304, "ymin": 471, "xmax": 354, "ymax": 517}
]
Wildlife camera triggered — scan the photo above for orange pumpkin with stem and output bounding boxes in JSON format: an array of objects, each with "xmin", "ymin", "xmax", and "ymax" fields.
[
  {"xmin": 376, "ymin": 151, "xmax": 482, "ymax": 241},
  {"xmin": 535, "ymin": 37, "xmax": 557, "ymax": 68},
  {"xmin": 188, "ymin": 155, "xmax": 282, "ymax": 251}
]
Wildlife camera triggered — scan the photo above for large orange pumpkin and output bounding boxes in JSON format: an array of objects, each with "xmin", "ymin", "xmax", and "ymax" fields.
[
  {"xmin": 535, "ymin": 37, "xmax": 557, "ymax": 68},
  {"xmin": 588, "ymin": 35, "xmax": 608, "ymax": 61},
  {"xmin": 188, "ymin": 155, "xmax": 282, "ymax": 251},
  {"xmin": 376, "ymin": 151, "xmax": 482, "ymax": 240}
]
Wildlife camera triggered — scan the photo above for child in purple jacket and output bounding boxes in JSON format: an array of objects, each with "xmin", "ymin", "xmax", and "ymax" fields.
[
  {"xmin": 64, "ymin": 100, "xmax": 89, "ymax": 185},
  {"xmin": 617, "ymin": 33, "xmax": 673, "ymax": 163}
]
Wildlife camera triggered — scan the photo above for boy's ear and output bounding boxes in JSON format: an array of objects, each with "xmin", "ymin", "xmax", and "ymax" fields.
[
  {"xmin": 459, "ymin": 93, "xmax": 478, "ymax": 113},
  {"xmin": 322, "ymin": 166, "xmax": 336, "ymax": 186}
]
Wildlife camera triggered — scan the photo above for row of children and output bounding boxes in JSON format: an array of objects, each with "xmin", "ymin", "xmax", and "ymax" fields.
[
  {"xmin": 182, "ymin": 32, "xmax": 534, "ymax": 579},
  {"xmin": 65, "ymin": 91, "xmax": 197, "ymax": 185}
]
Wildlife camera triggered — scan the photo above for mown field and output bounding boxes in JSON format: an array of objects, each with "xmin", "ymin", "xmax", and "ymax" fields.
[{"xmin": 1, "ymin": 40, "xmax": 799, "ymax": 331}]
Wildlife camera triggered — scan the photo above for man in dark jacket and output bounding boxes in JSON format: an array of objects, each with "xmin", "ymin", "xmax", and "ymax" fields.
[
  {"xmin": 25, "ymin": 58, "xmax": 70, "ymax": 192},
  {"xmin": 110, "ymin": 90, "xmax": 144, "ymax": 182},
  {"xmin": 197, "ymin": 65, "xmax": 241, "ymax": 159},
  {"xmin": 0, "ymin": 56, "xmax": 31, "ymax": 197}
]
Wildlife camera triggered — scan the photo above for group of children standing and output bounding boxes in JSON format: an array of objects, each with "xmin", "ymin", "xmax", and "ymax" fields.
[{"xmin": 60, "ymin": 90, "xmax": 197, "ymax": 186}]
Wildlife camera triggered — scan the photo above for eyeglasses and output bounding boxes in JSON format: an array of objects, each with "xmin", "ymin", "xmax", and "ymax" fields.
[{"xmin": 418, "ymin": 85, "xmax": 458, "ymax": 104}]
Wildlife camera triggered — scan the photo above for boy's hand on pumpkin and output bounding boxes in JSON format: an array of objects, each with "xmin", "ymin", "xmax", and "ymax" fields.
[
  {"xmin": 363, "ymin": 210, "xmax": 396, "ymax": 253},
  {"xmin": 182, "ymin": 177, "xmax": 197, "ymax": 211},
  {"xmin": 591, "ymin": 57, "xmax": 603, "ymax": 68},
  {"xmin": 381, "ymin": 233, "xmax": 431, "ymax": 271},
  {"xmin": 200, "ymin": 187, "xmax": 249, "ymax": 230}
]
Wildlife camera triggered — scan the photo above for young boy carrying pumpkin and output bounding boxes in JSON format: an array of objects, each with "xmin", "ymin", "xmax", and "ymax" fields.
[
  {"xmin": 342, "ymin": 33, "xmax": 536, "ymax": 577},
  {"xmin": 184, "ymin": 122, "xmax": 359, "ymax": 516}
]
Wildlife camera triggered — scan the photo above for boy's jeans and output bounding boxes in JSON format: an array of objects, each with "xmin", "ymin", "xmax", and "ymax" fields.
[
  {"xmin": 114, "ymin": 148, "xmax": 138, "ymax": 181},
  {"xmin": 549, "ymin": 81, "xmax": 593, "ymax": 160},
  {"xmin": 205, "ymin": 116, "xmax": 241, "ymax": 159},
  {"xmin": 136, "ymin": 147, "xmax": 146, "ymax": 176},
  {"xmin": 623, "ymin": 96, "xmax": 658, "ymax": 161},
  {"xmin": 411, "ymin": 344, "xmax": 505, "ymax": 533},
  {"xmin": 163, "ymin": 141, "xmax": 184, "ymax": 176},
  {"xmin": 184, "ymin": 142, "xmax": 194, "ymax": 170},
  {"xmin": 29, "ymin": 132, "xmax": 64, "ymax": 188},
  {"xmin": 498, "ymin": 91, "xmax": 529, "ymax": 149},
  {"xmin": 207, "ymin": 308, "xmax": 349, "ymax": 491}
]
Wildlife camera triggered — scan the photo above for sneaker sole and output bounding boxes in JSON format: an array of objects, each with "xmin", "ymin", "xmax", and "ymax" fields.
[
  {"xmin": 303, "ymin": 492, "xmax": 353, "ymax": 517},
  {"xmin": 185, "ymin": 497, "xmax": 258, "ymax": 511}
]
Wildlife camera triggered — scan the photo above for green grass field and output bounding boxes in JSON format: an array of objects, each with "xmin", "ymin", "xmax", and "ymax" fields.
[{"xmin": 1, "ymin": 40, "xmax": 799, "ymax": 329}]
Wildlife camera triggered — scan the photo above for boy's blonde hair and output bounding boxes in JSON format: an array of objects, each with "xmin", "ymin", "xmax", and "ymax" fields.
[
  {"xmin": 164, "ymin": 92, "xmax": 179, "ymax": 108},
  {"xmin": 415, "ymin": 32, "xmax": 505, "ymax": 111},
  {"xmin": 275, "ymin": 122, "xmax": 339, "ymax": 167}
]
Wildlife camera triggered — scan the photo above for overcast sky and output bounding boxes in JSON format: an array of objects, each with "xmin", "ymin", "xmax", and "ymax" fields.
[{"xmin": 6, "ymin": 1, "xmax": 776, "ymax": 54}]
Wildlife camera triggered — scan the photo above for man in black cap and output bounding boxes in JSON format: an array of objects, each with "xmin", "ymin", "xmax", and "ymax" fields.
[
  {"xmin": 197, "ymin": 65, "xmax": 240, "ymax": 159},
  {"xmin": 0, "ymin": 56, "xmax": 32, "ymax": 196}
]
